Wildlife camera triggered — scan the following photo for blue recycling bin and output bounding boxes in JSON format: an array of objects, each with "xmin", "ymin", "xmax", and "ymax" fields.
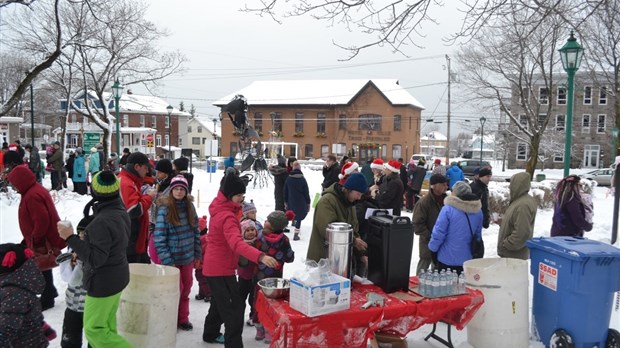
[{"xmin": 527, "ymin": 237, "xmax": 620, "ymax": 348}]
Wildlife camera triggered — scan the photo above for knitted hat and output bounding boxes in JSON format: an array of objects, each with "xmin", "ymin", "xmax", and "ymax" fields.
[
  {"xmin": 242, "ymin": 200, "xmax": 257, "ymax": 215},
  {"xmin": 267, "ymin": 210, "xmax": 289, "ymax": 232},
  {"xmin": 338, "ymin": 161, "xmax": 359, "ymax": 180},
  {"xmin": 110, "ymin": 152, "xmax": 118, "ymax": 159},
  {"xmin": 434, "ymin": 158, "xmax": 441, "ymax": 165},
  {"xmin": 473, "ymin": 167, "xmax": 481, "ymax": 176},
  {"xmin": 241, "ymin": 219, "xmax": 257, "ymax": 235},
  {"xmin": 430, "ymin": 174, "xmax": 448, "ymax": 185},
  {"xmin": 223, "ymin": 156, "xmax": 235, "ymax": 169},
  {"xmin": 343, "ymin": 173, "xmax": 368, "ymax": 194},
  {"xmin": 91, "ymin": 170, "xmax": 120, "ymax": 200},
  {"xmin": 384, "ymin": 160, "xmax": 401, "ymax": 173},
  {"xmin": 169, "ymin": 175, "xmax": 189, "ymax": 192},
  {"xmin": 173, "ymin": 157, "xmax": 189, "ymax": 171},
  {"xmin": 478, "ymin": 167, "xmax": 493, "ymax": 177},
  {"xmin": 452, "ymin": 181, "xmax": 472, "ymax": 198},
  {"xmin": 198, "ymin": 216, "xmax": 208, "ymax": 231},
  {"xmin": 0, "ymin": 243, "xmax": 33, "ymax": 275},
  {"xmin": 155, "ymin": 159, "xmax": 174, "ymax": 175},
  {"xmin": 127, "ymin": 152, "xmax": 150, "ymax": 167},
  {"xmin": 370, "ymin": 159, "xmax": 384, "ymax": 170},
  {"xmin": 221, "ymin": 172, "xmax": 246, "ymax": 198}
]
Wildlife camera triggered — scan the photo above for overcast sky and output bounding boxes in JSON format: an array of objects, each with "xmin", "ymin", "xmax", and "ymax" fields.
[{"xmin": 140, "ymin": 1, "xmax": 487, "ymax": 135}]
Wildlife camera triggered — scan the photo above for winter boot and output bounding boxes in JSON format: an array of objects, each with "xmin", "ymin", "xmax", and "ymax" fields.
[
  {"xmin": 293, "ymin": 228, "xmax": 300, "ymax": 241},
  {"xmin": 264, "ymin": 331, "xmax": 272, "ymax": 344},
  {"xmin": 255, "ymin": 325, "xmax": 265, "ymax": 341}
]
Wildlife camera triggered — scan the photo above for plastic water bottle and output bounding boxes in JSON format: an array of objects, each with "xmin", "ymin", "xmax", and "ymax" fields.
[
  {"xmin": 439, "ymin": 271, "xmax": 447, "ymax": 296},
  {"xmin": 431, "ymin": 270, "xmax": 440, "ymax": 297},
  {"xmin": 451, "ymin": 270, "xmax": 459, "ymax": 295},
  {"xmin": 458, "ymin": 273, "xmax": 466, "ymax": 294},
  {"xmin": 418, "ymin": 271, "xmax": 426, "ymax": 296}
]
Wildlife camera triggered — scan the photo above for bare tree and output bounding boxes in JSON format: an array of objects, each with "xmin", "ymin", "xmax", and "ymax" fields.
[
  {"xmin": 456, "ymin": 3, "xmax": 567, "ymax": 177},
  {"xmin": 243, "ymin": 0, "xmax": 599, "ymax": 59},
  {"xmin": 0, "ymin": 0, "xmax": 61, "ymax": 116},
  {"xmin": 8, "ymin": 0, "xmax": 186, "ymax": 157}
]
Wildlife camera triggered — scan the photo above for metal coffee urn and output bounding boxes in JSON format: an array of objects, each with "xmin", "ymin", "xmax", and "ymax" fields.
[{"xmin": 326, "ymin": 222, "xmax": 353, "ymax": 279}]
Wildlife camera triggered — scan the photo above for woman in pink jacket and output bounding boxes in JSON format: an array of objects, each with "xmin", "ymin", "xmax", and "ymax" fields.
[{"xmin": 201, "ymin": 173, "xmax": 277, "ymax": 347}]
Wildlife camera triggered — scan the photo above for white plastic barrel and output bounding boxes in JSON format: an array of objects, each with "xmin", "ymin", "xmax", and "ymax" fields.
[
  {"xmin": 117, "ymin": 264, "xmax": 180, "ymax": 348},
  {"xmin": 464, "ymin": 258, "xmax": 529, "ymax": 348}
]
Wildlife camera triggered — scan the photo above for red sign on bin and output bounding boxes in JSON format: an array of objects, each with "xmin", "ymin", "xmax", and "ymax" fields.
[{"xmin": 538, "ymin": 262, "xmax": 558, "ymax": 291}]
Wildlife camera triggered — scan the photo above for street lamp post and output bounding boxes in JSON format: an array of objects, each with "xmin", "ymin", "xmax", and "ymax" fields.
[
  {"xmin": 559, "ymin": 31, "xmax": 584, "ymax": 177},
  {"xmin": 613, "ymin": 128, "xmax": 619, "ymax": 164},
  {"xmin": 30, "ymin": 83, "xmax": 35, "ymax": 145},
  {"xmin": 212, "ymin": 118, "xmax": 218, "ymax": 156},
  {"xmin": 111, "ymin": 80, "xmax": 124, "ymax": 154},
  {"xmin": 479, "ymin": 116, "xmax": 487, "ymax": 162},
  {"xmin": 167, "ymin": 105, "xmax": 173, "ymax": 159}
]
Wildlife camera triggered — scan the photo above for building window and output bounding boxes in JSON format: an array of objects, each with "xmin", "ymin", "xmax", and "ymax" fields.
[
  {"xmin": 178, "ymin": 138, "xmax": 182, "ymax": 146},
  {"xmin": 599, "ymin": 86, "xmax": 607, "ymax": 105},
  {"xmin": 519, "ymin": 114, "xmax": 528, "ymax": 131},
  {"xmin": 187, "ymin": 125, "xmax": 192, "ymax": 133},
  {"xmin": 140, "ymin": 115, "xmax": 145, "ymax": 127},
  {"xmin": 165, "ymin": 115, "xmax": 170, "ymax": 129},
  {"xmin": 165, "ymin": 134, "xmax": 170, "ymax": 146},
  {"xmin": 537, "ymin": 114, "xmax": 546, "ymax": 128},
  {"xmin": 156, "ymin": 135, "xmax": 162, "ymax": 146},
  {"xmin": 123, "ymin": 114, "xmax": 128, "ymax": 127},
  {"xmin": 295, "ymin": 112, "xmax": 304, "ymax": 133},
  {"xmin": 316, "ymin": 112, "xmax": 326, "ymax": 133},
  {"xmin": 272, "ymin": 112, "xmax": 282, "ymax": 132},
  {"xmin": 555, "ymin": 115, "xmax": 565, "ymax": 131},
  {"xmin": 197, "ymin": 126, "xmax": 202, "ymax": 133},
  {"xmin": 597, "ymin": 114, "xmax": 606, "ymax": 133},
  {"xmin": 192, "ymin": 137, "xmax": 201, "ymax": 145},
  {"xmin": 358, "ymin": 114, "xmax": 382, "ymax": 131},
  {"xmin": 553, "ymin": 153, "xmax": 564, "ymax": 162},
  {"xmin": 557, "ymin": 87, "xmax": 566, "ymax": 105},
  {"xmin": 254, "ymin": 112, "xmax": 263, "ymax": 132},
  {"xmin": 392, "ymin": 144, "xmax": 402, "ymax": 159},
  {"xmin": 230, "ymin": 142, "xmax": 238, "ymax": 156},
  {"xmin": 539, "ymin": 87, "xmax": 549, "ymax": 105},
  {"xmin": 582, "ymin": 114, "xmax": 591, "ymax": 133},
  {"xmin": 583, "ymin": 86, "xmax": 592, "ymax": 105},
  {"xmin": 304, "ymin": 144, "xmax": 313, "ymax": 158},
  {"xmin": 339, "ymin": 114, "xmax": 347, "ymax": 130},
  {"xmin": 321, "ymin": 144, "xmax": 329, "ymax": 158},
  {"xmin": 393, "ymin": 115, "xmax": 402, "ymax": 131},
  {"xmin": 382, "ymin": 144, "xmax": 387, "ymax": 158},
  {"xmin": 202, "ymin": 138, "xmax": 206, "ymax": 144},
  {"xmin": 516, "ymin": 143, "xmax": 528, "ymax": 161}
]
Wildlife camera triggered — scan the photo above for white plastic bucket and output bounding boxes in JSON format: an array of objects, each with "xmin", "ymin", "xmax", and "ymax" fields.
[
  {"xmin": 464, "ymin": 258, "xmax": 529, "ymax": 348},
  {"xmin": 117, "ymin": 264, "xmax": 180, "ymax": 348}
]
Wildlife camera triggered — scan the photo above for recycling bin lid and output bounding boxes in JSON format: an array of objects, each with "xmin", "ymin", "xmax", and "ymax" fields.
[{"xmin": 527, "ymin": 237, "xmax": 620, "ymax": 260}]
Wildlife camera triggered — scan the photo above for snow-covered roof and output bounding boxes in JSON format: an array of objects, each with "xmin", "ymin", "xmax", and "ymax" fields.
[
  {"xmin": 421, "ymin": 131, "xmax": 447, "ymax": 141},
  {"xmin": 213, "ymin": 79, "xmax": 425, "ymax": 109},
  {"xmin": 65, "ymin": 91, "xmax": 191, "ymax": 117},
  {"xmin": 190, "ymin": 117, "xmax": 221, "ymax": 135}
]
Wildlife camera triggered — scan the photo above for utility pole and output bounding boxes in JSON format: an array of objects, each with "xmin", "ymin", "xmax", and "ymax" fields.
[{"xmin": 445, "ymin": 54, "xmax": 451, "ymax": 165}]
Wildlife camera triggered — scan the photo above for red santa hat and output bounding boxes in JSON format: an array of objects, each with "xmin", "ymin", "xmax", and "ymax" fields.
[
  {"xmin": 370, "ymin": 158, "xmax": 384, "ymax": 170},
  {"xmin": 338, "ymin": 161, "xmax": 359, "ymax": 180},
  {"xmin": 434, "ymin": 158, "xmax": 441, "ymax": 165},
  {"xmin": 384, "ymin": 160, "xmax": 402, "ymax": 173}
]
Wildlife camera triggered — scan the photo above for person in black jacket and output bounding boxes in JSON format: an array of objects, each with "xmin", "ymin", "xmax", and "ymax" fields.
[
  {"xmin": 321, "ymin": 154, "xmax": 340, "ymax": 191},
  {"xmin": 269, "ymin": 154, "xmax": 288, "ymax": 211},
  {"xmin": 57, "ymin": 171, "xmax": 132, "ymax": 348},
  {"xmin": 469, "ymin": 167, "xmax": 492, "ymax": 229},
  {"xmin": 374, "ymin": 160, "xmax": 405, "ymax": 216},
  {"xmin": 173, "ymin": 156, "xmax": 194, "ymax": 193}
]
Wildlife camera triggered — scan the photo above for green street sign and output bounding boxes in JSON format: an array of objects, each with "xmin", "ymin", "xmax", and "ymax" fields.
[{"xmin": 83, "ymin": 132, "xmax": 101, "ymax": 150}]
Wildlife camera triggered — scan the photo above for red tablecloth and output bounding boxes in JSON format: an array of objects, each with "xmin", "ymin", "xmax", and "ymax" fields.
[{"xmin": 256, "ymin": 277, "xmax": 484, "ymax": 348}]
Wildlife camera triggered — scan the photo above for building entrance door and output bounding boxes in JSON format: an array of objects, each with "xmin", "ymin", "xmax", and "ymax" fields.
[{"xmin": 583, "ymin": 144, "xmax": 600, "ymax": 168}]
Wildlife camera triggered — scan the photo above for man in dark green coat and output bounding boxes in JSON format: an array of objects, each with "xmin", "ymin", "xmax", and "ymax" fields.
[
  {"xmin": 307, "ymin": 173, "xmax": 368, "ymax": 264},
  {"xmin": 497, "ymin": 172, "xmax": 537, "ymax": 260}
]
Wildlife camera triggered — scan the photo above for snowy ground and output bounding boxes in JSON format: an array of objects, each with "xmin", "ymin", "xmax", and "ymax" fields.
[{"xmin": 1, "ymin": 160, "xmax": 619, "ymax": 348}]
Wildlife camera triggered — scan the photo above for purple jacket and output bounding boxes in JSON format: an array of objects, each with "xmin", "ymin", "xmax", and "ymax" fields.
[{"xmin": 550, "ymin": 195, "xmax": 593, "ymax": 237}]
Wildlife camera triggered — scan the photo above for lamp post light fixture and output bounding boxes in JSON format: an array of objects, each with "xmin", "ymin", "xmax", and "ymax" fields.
[
  {"xmin": 111, "ymin": 80, "xmax": 124, "ymax": 154},
  {"xmin": 479, "ymin": 116, "xmax": 487, "ymax": 162},
  {"xmin": 558, "ymin": 31, "xmax": 584, "ymax": 177},
  {"xmin": 167, "ymin": 104, "xmax": 174, "ymax": 159}
]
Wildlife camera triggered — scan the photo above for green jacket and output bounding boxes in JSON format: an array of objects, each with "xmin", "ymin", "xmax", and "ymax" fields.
[
  {"xmin": 497, "ymin": 172, "xmax": 537, "ymax": 260},
  {"xmin": 412, "ymin": 188, "xmax": 445, "ymax": 259},
  {"xmin": 307, "ymin": 183, "xmax": 360, "ymax": 262},
  {"xmin": 48, "ymin": 148, "xmax": 64, "ymax": 171}
]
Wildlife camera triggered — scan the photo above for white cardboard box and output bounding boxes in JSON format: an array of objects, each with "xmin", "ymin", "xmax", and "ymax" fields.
[{"xmin": 289, "ymin": 275, "xmax": 351, "ymax": 317}]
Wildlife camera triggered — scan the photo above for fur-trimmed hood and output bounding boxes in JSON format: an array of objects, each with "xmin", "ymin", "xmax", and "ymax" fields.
[{"xmin": 445, "ymin": 195, "xmax": 481, "ymax": 213}]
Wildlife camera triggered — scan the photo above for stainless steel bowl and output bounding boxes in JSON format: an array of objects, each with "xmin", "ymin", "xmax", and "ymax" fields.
[{"xmin": 258, "ymin": 278, "xmax": 290, "ymax": 299}]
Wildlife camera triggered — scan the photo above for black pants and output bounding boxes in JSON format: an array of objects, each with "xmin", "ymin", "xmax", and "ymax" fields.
[
  {"xmin": 51, "ymin": 171, "xmax": 61, "ymax": 191},
  {"xmin": 61, "ymin": 308, "xmax": 83, "ymax": 348},
  {"xmin": 40, "ymin": 269, "xmax": 58, "ymax": 309},
  {"xmin": 73, "ymin": 182, "xmax": 88, "ymax": 195},
  {"xmin": 203, "ymin": 276, "xmax": 245, "ymax": 348},
  {"xmin": 238, "ymin": 277, "xmax": 257, "ymax": 323}
]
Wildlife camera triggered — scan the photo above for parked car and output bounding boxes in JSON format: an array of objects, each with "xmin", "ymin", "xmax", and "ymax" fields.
[
  {"xmin": 458, "ymin": 160, "xmax": 492, "ymax": 177},
  {"xmin": 581, "ymin": 168, "xmax": 613, "ymax": 186},
  {"xmin": 410, "ymin": 154, "xmax": 428, "ymax": 163}
]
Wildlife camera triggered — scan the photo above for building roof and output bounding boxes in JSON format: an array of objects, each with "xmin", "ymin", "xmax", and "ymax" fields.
[
  {"xmin": 62, "ymin": 91, "xmax": 191, "ymax": 117},
  {"xmin": 421, "ymin": 131, "xmax": 447, "ymax": 141},
  {"xmin": 213, "ymin": 79, "xmax": 425, "ymax": 109},
  {"xmin": 189, "ymin": 117, "xmax": 221, "ymax": 135}
]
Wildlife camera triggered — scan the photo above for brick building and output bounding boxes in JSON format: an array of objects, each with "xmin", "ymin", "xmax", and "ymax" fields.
[{"xmin": 214, "ymin": 79, "xmax": 424, "ymax": 162}]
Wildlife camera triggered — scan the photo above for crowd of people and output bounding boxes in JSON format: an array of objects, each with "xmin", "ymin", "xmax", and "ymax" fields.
[{"xmin": 0, "ymin": 142, "xmax": 596, "ymax": 347}]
